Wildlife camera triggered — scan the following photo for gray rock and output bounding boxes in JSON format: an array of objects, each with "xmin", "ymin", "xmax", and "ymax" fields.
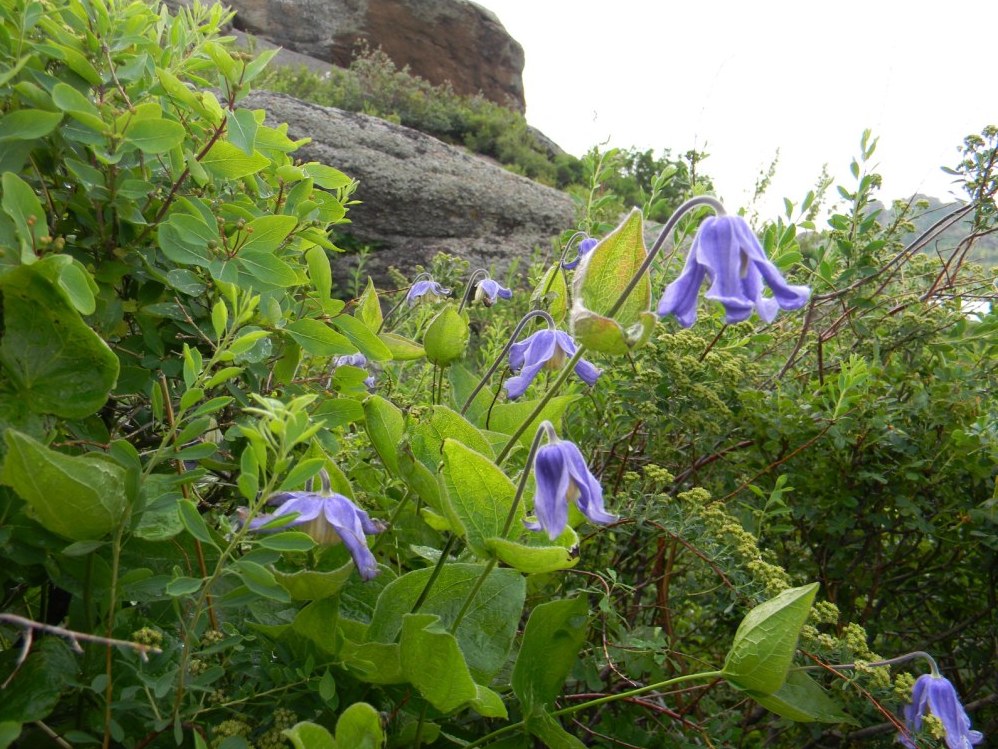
[
  {"xmin": 244, "ymin": 91, "xmax": 576, "ymax": 283},
  {"xmin": 229, "ymin": 0, "xmax": 525, "ymax": 111}
]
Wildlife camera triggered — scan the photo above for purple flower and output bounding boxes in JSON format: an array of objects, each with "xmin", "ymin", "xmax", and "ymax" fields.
[
  {"xmin": 504, "ymin": 329, "xmax": 600, "ymax": 400},
  {"xmin": 527, "ymin": 438, "xmax": 616, "ymax": 540},
  {"xmin": 248, "ymin": 491, "xmax": 386, "ymax": 580},
  {"xmin": 899, "ymin": 674, "xmax": 983, "ymax": 749},
  {"xmin": 563, "ymin": 237, "xmax": 598, "ymax": 270},
  {"xmin": 474, "ymin": 278, "xmax": 513, "ymax": 306},
  {"xmin": 658, "ymin": 215, "xmax": 810, "ymax": 327},
  {"xmin": 406, "ymin": 278, "xmax": 450, "ymax": 307}
]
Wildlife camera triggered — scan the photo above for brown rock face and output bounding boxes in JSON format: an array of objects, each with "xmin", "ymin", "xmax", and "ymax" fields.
[{"xmin": 231, "ymin": 0, "xmax": 526, "ymax": 111}]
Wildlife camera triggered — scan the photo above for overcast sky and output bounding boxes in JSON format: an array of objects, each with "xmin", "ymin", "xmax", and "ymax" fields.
[{"xmin": 484, "ymin": 0, "xmax": 996, "ymax": 217}]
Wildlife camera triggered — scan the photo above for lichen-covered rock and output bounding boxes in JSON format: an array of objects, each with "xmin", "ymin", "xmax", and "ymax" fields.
[{"xmin": 244, "ymin": 91, "xmax": 575, "ymax": 284}]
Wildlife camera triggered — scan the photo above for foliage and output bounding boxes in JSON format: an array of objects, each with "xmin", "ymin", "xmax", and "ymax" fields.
[{"xmin": 0, "ymin": 1, "xmax": 995, "ymax": 748}]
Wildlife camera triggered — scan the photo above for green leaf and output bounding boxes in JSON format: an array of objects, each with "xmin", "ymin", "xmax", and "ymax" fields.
[
  {"xmin": 234, "ymin": 559, "xmax": 291, "ymax": 602},
  {"xmin": 748, "ymin": 669, "xmax": 857, "ymax": 724},
  {"xmin": 440, "ymin": 438, "xmax": 520, "ymax": 556},
  {"xmin": 274, "ymin": 562, "xmax": 354, "ymax": 601},
  {"xmin": 485, "ymin": 529, "xmax": 580, "ymax": 574},
  {"xmin": 177, "ymin": 499, "xmax": 219, "ymax": 548},
  {"xmin": 284, "ymin": 721, "xmax": 336, "ymax": 749},
  {"xmin": 0, "ymin": 109, "xmax": 62, "ymax": 141},
  {"xmin": 1, "ymin": 431, "xmax": 127, "ymax": 541},
  {"xmin": 354, "ymin": 277, "xmax": 382, "ymax": 331},
  {"xmin": 513, "ymin": 597, "xmax": 589, "ymax": 709},
  {"xmin": 378, "ymin": 331, "xmax": 424, "ymax": 361},
  {"xmin": 239, "ymin": 249, "xmax": 299, "ymax": 287},
  {"xmin": 572, "ymin": 309, "xmax": 657, "ymax": 356},
  {"xmin": 334, "ymin": 702, "xmax": 384, "ymax": 749},
  {"xmin": 240, "ymin": 215, "xmax": 298, "ymax": 255},
  {"xmin": 525, "ymin": 707, "xmax": 586, "ymax": 749},
  {"xmin": 329, "ymin": 314, "xmax": 393, "ymax": 361},
  {"xmin": 303, "ymin": 163, "xmax": 353, "ymax": 189},
  {"xmin": 531, "ymin": 262, "xmax": 568, "ymax": 324},
  {"xmin": 226, "ymin": 108, "xmax": 259, "ymax": 155},
  {"xmin": 487, "ymin": 396, "xmax": 579, "ymax": 449},
  {"xmin": 0, "ymin": 638, "xmax": 79, "ymax": 723},
  {"xmin": 362, "ymin": 395, "xmax": 404, "ymax": 477},
  {"xmin": 367, "ymin": 563, "xmax": 525, "ymax": 682},
  {"xmin": 201, "ymin": 141, "xmax": 270, "ymax": 179},
  {"xmin": 123, "ymin": 119, "xmax": 185, "ymax": 154},
  {"xmin": 423, "ymin": 304, "xmax": 469, "ymax": 366},
  {"xmin": 166, "ymin": 575, "xmax": 203, "ymax": 596},
  {"xmin": 0, "ymin": 722, "xmax": 22, "ymax": 749},
  {"xmin": 2, "ymin": 172, "xmax": 48, "ymax": 262},
  {"xmin": 286, "ymin": 319, "xmax": 355, "ymax": 357},
  {"xmin": 305, "ymin": 245, "xmax": 331, "ymax": 299},
  {"xmin": 400, "ymin": 613, "xmax": 478, "ymax": 712},
  {"xmin": 573, "ymin": 208, "xmax": 650, "ymax": 326},
  {"xmin": 410, "ymin": 406, "xmax": 494, "ymax": 472},
  {"xmin": 50, "ymin": 82, "xmax": 105, "ymax": 132},
  {"xmin": 722, "ymin": 583, "xmax": 819, "ymax": 695},
  {"xmin": 57, "ymin": 260, "xmax": 97, "ymax": 315}
]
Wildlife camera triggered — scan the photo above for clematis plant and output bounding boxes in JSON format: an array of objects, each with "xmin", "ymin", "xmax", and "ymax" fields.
[
  {"xmin": 505, "ymin": 328, "xmax": 600, "ymax": 400},
  {"xmin": 405, "ymin": 275, "xmax": 451, "ymax": 306},
  {"xmin": 526, "ymin": 422, "xmax": 617, "ymax": 540},
  {"xmin": 562, "ymin": 236, "xmax": 598, "ymax": 270},
  {"xmin": 899, "ymin": 673, "xmax": 983, "ymax": 749},
  {"xmin": 474, "ymin": 277, "xmax": 513, "ymax": 306},
  {"xmin": 331, "ymin": 352, "xmax": 376, "ymax": 389},
  {"xmin": 658, "ymin": 214, "xmax": 811, "ymax": 327},
  {"xmin": 245, "ymin": 472, "xmax": 386, "ymax": 581}
]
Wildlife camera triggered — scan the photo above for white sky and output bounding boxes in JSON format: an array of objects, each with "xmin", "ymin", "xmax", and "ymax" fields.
[{"xmin": 484, "ymin": 0, "xmax": 997, "ymax": 217}]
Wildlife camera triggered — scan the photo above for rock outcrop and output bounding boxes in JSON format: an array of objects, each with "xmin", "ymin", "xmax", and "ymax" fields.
[
  {"xmin": 230, "ymin": 0, "xmax": 525, "ymax": 111},
  {"xmin": 244, "ymin": 92, "xmax": 575, "ymax": 284}
]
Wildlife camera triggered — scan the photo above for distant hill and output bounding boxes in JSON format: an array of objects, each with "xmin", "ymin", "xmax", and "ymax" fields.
[{"xmin": 870, "ymin": 194, "xmax": 998, "ymax": 267}]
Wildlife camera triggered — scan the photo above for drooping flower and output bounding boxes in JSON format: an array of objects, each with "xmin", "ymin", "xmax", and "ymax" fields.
[
  {"xmin": 899, "ymin": 674, "xmax": 983, "ymax": 749},
  {"xmin": 527, "ymin": 437, "xmax": 616, "ymax": 540},
  {"xmin": 405, "ymin": 278, "xmax": 451, "ymax": 307},
  {"xmin": 474, "ymin": 277, "xmax": 513, "ymax": 306},
  {"xmin": 658, "ymin": 215, "xmax": 810, "ymax": 327},
  {"xmin": 247, "ymin": 491, "xmax": 386, "ymax": 580},
  {"xmin": 332, "ymin": 353, "xmax": 376, "ymax": 389},
  {"xmin": 504, "ymin": 329, "xmax": 600, "ymax": 400},
  {"xmin": 562, "ymin": 237, "xmax": 598, "ymax": 270}
]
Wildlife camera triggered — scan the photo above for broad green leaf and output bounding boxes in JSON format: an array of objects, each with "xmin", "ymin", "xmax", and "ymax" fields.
[
  {"xmin": 313, "ymin": 398, "xmax": 364, "ymax": 429},
  {"xmin": 339, "ymin": 640, "xmax": 404, "ymax": 684},
  {"xmin": 572, "ymin": 309, "xmax": 657, "ymax": 356},
  {"xmin": 378, "ymin": 331, "xmax": 424, "ymax": 361},
  {"xmin": 748, "ymin": 669, "xmax": 858, "ymax": 724},
  {"xmin": 0, "ymin": 722, "xmax": 21, "ymax": 748},
  {"xmin": 472, "ymin": 684, "xmax": 508, "ymax": 719},
  {"xmin": 423, "ymin": 304, "xmax": 469, "ymax": 366},
  {"xmin": 513, "ymin": 597, "xmax": 589, "ymax": 709},
  {"xmin": 0, "ymin": 638, "xmax": 79, "ymax": 723},
  {"xmin": 354, "ymin": 277, "xmax": 382, "ymax": 331},
  {"xmin": 303, "ymin": 163, "xmax": 353, "ymax": 189},
  {"xmin": 440, "ymin": 438, "xmax": 520, "ymax": 556},
  {"xmin": 305, "ymin": 245, "xmax": 331, "ymax": 299},
  {"xmin": 531, "ymin": 262, "xmax": 569, "ymax": 324},
  {"xmin": 334, "ymin": 702, "xmax": 384, "ymax": 749},
  {"xmin": 2, "ymin": 431, "xmax": 127, "ymax": 540},
  {"xmin": 0, "ymin": 109, "xmax": 62, "ymax": 141},
  {"xmin": 239, "ymin": 249, "xmax": 299, "ymax": 287},
  {"xmin": 234, "ymin": 559, "xmax": 291, "ymax": 602},
  {"xmin": 240, "ymin": 215, "xmax": 298, "ymax": 255},
  {"xmin": 410, "ymin": 406, "xmax": 494, "ymax": 473},
  {"xmin": 362, "ymin": 395, "xmax": 404, "ymax": 477},
  {"xmin": 274, "ymin": 562, "xmax": 354, "ymax": 600},
  {"xmin": 0, "ymin": 265, "xmax": 118, "ymax": 417},
  {"xmin": 487, "ymin": 395, "xmax": 579, "ymax": 449},
  {"xmin": 123, "ymin": 119, "xmax": 185, "ymax": 154},
  {"xmin": 226, "ymin": 108, "xmax": 259, "ymax": 155},
  {"xmin": 722, "ymin": 583, "xmax": 819, "ymax": 695},
  {"xmin": 201, "ymin": 140, "xmax": 269, "ymax": 179},
  {"xmin": 398, "ymin": 443, "xmax": 443, "ymax": 512},
  {"xmin": 525, "ymin": 707, "xmax": 586, "ymax": 749},
  {"xmin": 50, "ymin": 82, "xmax": 105, "ymax": 132},
  {"xmin": 485, "ymin": 528, "xmax": 580, "ymax": 574},
  {"xmin": 573, "ymin": 208, "xmax": 650, "ymax": 326},
  {"xmin": 284, "ymin": 722, "xmax": 336, "ymax": 749},
  {"xmin": 177, "ymin": 499, "xmax": 219, "ymax": 548},
  {"xmin": 1, "ymin": 172, "xmax": 48, "ymax": 262},
  {"xmin": 285, "ymin": 319, "xmax": 355, "ymax": 357},
  {"xmin": 158, "ymin": 223, "xmax": 212, "ymax": 267},
  {"xmin": 367, "ymin": 563, "xmax": 525, "ymax": 682},
  {"xmin": 400, "ymin": 614, "xmax": 478, "ymax": 713},
  {"xmin": 329, "ymin": 314, "xmax": 392, "ymax": 361},
  {"xmin": 57, "ymin": 260, "xmax": 97, "ymax": 315}
]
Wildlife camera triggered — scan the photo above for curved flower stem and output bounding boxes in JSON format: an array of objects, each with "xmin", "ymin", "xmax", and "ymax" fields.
[
  {"xmin": 460, "ymin": 309, "xmax": 556, "ymax": 416},
  {"xmin": 458, "ymin": 268, "xmax": 490, "ymax": 314},
  {"xmin": 410, "ymin": 534, "xmax": 456, "ymax": 614},
  {"xmin": 463, "ymin": 669, "xmax": 724, "ymax": 748},
  {"xmin": 377, "ymin": 272, "xmax": 433, "ymax": 333},
  {"xmin": 604, "ymin": 195, "xmax": 726, "ymax": 320},
  {"xmin": 801, "ymin": 650, "xmax": 940, "ymax": 676}
]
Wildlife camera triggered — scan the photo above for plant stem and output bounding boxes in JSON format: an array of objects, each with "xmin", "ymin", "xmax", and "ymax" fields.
[
  {"xmin": 449, "ymin": 559, "xmax": 495, "ymax": 634},
  {"xmin": 410, "ymin": 535, "xmax": 456, "ymax": 614},
  {"xmin": 463, "ymin": 670, "xmax": 724, "ymax": 748}
]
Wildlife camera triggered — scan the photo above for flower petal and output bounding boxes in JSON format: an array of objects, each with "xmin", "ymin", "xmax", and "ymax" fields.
[
  {"xmin": 323, "ymin": 494, "xmax": 380, "ymax": 581},
  {"xmin": 533, "ymin": 443, "xmax": 572, "ymax": 540},
  {"xmin": 925, "ymin": 676, "xmax": 981, "ymax": 749},
  {"xmin": 573, "ymin": 356, "xmax": 601, "ymax": 387},
  {"xmin": 504, "ymin": 360, "xmax": 547, "ymax": 399},
  {"xmin": 658, "ymin": 246, "xmax": 708, "ymax": 327},
  {"xmin": 562, "ymin": 441, "xmax": 616, "ymax": 526}
]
